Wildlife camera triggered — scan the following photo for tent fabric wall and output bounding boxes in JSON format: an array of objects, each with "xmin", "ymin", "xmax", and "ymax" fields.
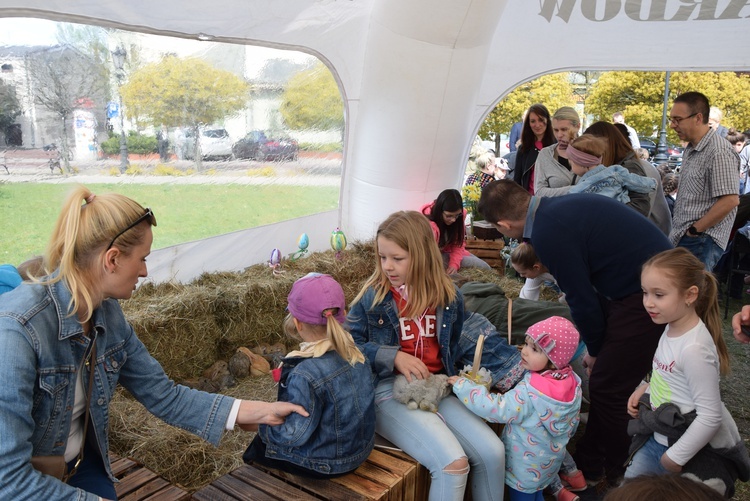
[{"xmin": 2, "ymin": 0, "xmax": 749, "ymax": 282}]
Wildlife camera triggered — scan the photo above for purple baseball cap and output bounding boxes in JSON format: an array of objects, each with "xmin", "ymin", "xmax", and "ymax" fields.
[{"xmin": 287, "ymin": 273, "xmax": 346, "ymax": 325}]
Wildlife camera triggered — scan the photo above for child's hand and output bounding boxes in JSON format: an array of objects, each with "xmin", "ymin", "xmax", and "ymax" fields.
[
  {"xmin": 627, "ymin": 383, "xmax": 649, "ymax": 418},
  {"xmin": 660, "ymin": 452, "xmax": 682, "ymax": 473},
  {"xmin": 394, "ymin": 351, "xmax": 430, "ymax": 382},
  {"xmin": 447, "ymin": 376, "xmax": 460, "ymax": 385}
]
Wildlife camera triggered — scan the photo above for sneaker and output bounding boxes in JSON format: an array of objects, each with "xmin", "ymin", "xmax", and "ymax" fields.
[
  {"xmin": 559, "ymin": 470, "xmax": 587, "ymax": 492},
  {"xmin": 554, "ymin": 486, "xmax": 580, "ymax": 501}
]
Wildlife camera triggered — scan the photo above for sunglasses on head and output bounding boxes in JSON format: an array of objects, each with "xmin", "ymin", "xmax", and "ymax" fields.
[{"xmin": 107, "ymin": 208, "xmax": 157, "ymax": 250}]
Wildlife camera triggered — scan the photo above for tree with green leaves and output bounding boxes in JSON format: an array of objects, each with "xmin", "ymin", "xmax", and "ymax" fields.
[
  {"xmin": 479, "ymin": 73, "xmax": 576, "ymax": 152},
  {"xmin": 120, "ymin": 55, "xmax": 249, "ymax": 168},
  {"xmin": 0, "ymin": 79, "xmax": 21, "ymax": 144},
  {"xmin": 279, "ymin": 63, "xmax": 343, "ymax": 133},
  {"xmin": 587, "ymin": 71, "xmax": 750, "ymax": 142}
]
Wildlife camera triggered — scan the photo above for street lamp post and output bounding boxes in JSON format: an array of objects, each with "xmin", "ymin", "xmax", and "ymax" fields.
[
  {"xmin": 653, "ymin": 71, "xmax": 671, "ymax": 165},
  {"xmin": 112, "ymin": 46, "xmax": 128, "ymax": 173}
]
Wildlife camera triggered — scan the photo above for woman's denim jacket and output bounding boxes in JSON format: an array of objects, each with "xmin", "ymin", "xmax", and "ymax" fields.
[
  {"xmin": 346, "ymin": 287, "xmax": 521, "ymax": 385},
  {"xmin": 257, "ymin": 351, "xmax": 375, "ymax": 475},
  {"xmin": 0, "ymin": 277, "xmax": 234, "ymax": 501}
]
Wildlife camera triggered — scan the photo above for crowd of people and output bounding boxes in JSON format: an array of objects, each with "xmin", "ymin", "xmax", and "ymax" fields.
[{"xmin": 2, "ymin": 90, "xmax": 750, "ymax": 501}]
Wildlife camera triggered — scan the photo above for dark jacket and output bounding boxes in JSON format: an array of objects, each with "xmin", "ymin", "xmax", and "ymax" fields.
[
  {"xmin": 513, "ymin": 146, "xmax": 540, "ymax": 192},
  {"xmin": 529, "ymin": 194, "xmax": 672, "ymax": 356},
  {"xmin": 628, "ymin": 393, "xmax": 750, "ymax": 498},
  {"xmin": 256, "ymin": 351, "xmax": 375, "ymax": 475}
]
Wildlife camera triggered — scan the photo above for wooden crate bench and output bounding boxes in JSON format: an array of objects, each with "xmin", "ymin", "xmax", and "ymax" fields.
[
  {"xmin": 191, "ymin": 446, "xmax": 425, "ymax": 501},
  {"xmin": 109, "ymin": 453, "xmax": 190, "ymax": 501},
  {"xmin": 465, "ymin": 238, "xmax": 505, "ymax": 268}
]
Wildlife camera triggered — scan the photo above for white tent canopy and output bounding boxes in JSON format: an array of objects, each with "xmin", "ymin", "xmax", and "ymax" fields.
[{"xmin": 2, "ymin": 0, "xmax": 748, "ymax": 282}]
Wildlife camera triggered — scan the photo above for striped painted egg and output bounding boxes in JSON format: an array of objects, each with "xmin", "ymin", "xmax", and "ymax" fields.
[{"xmin": 330, "ymin": 228, "xmax": 347, "ymax": 252}]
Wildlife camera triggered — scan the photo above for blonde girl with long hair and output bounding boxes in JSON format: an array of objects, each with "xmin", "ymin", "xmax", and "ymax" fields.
[
  {"xmin": 348, "ymin": 211, "xmax": 505, "ymax": 501},
  {"xmin": 244, "ymin": 273, "xmax": 375, "ymax": 478}
]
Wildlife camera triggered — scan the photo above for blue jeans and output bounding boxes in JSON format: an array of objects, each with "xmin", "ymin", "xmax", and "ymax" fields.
[
  {"xmin": 508, "ymin": 487, "xmax": 543, "ymax": 501},
  {"xmin": 676, "ymin": 234, "xmax": 725, "ymax": 272},
  {"xmin": 374, "ymin": 378, "xmax": 505, "ymax": 501},
  {"xmin": 442, "ymin": 253, "xmax": 492, "ymax": 271},
  {"xmin": 623, "ymin": 435, "xmax": 669, "ymax": 479},
  {"xmin": 66, "ymin": 439, "xmax": 117, "ymax": 499},
  {"xmin": 545, "ymin": 450, "xmax": 580, "ymax": 495}
]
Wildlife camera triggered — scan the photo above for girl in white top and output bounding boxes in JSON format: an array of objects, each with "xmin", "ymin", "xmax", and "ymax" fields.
[
  {"xmin": 626, "ymin": 247, "xmax": 736, "ymax": 479},
  {"xmin": 510, "ymin": 242, "xmax": 565, "ymax": 303}
]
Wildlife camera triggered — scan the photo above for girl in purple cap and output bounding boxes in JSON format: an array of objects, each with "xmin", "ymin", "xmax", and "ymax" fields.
[
  {"xmin": 450, "ymin": 316, "xmax": 584, "ymax": 501},
  {"xmin": 243, "ymin": 273, "xmax": 375, "ymax": 478}
]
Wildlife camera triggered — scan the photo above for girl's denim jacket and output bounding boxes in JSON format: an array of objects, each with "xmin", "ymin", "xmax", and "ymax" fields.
[
  {"xmin": 257, "ymin": 351, "xmax": 375, "ymax": 475},
  {"xmin": 346, "ymin": 286, "xmax": 521, "ymax": 385},
  {"xmin": 0, "ymin": 277, "xmax": 234, "ymax": 501},
  {"xmin": 569, "ymin": 164, "xmax": 656, "ymax": 204}
]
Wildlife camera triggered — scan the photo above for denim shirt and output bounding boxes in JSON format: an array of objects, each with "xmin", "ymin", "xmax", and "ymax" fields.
[
  {"xmin": 0, "ymin": 277, "xmax": 234, "ymax": 500},
  {"xmin": 258, "ymin": 351, "xmax": 375, "ymax": 475}
]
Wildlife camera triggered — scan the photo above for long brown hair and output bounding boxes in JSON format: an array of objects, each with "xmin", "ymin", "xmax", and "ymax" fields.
[
  {"xmin": 584, "ymin": 121, "xmax": 635, "ymax": 166},
  {"xmin": 642, "ymin": 248, "xmax": 729, "ymax": 375},
  {"xmin": 352, "ymin": 211, "xmax": 456, "ymax": 318},
  {"xmin": 519, "ymin": 103, "xmax": 554, "ymax": 153}
]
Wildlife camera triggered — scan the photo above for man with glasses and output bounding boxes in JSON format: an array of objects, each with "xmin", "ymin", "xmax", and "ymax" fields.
[{"xmin": 668, "ymin": 92, "xmax": 739, "ymax": 271}]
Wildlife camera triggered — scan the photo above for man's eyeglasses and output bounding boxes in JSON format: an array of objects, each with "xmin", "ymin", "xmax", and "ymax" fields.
[
  {"xmin": 107, "ymin": 208, "xmax": 157, "ymax": 250},
  {"xmin": 668, "ymin": 113, "xmax": 698, "ymax": 125}
]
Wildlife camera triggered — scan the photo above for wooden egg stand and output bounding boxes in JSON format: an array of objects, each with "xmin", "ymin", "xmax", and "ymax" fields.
[{"xmin": 465, "ymin": 220, "xmax": 505, "ymax": 268}]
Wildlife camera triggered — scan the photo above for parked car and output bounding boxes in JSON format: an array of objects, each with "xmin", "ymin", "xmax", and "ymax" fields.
[
  {"xmin": 477, "ymin": 134, "xmax": 510, "ymax": 158},
  {"xmin": 232, "ymin": 130, "xmax": 299, "ymax": 161},
  {"xmin": 638, "ymin": 136, "xmax": 683, "ymax": 160},
  {"xmin": 176, "ymin": 128, "xmax": 233, "ymax": 160}
]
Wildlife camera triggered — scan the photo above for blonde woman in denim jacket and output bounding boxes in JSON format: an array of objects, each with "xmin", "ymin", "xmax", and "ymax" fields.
[
  {"xmin": 0, "ymin": 186, "xmax": 307, "ymax": 501},
  {"xmin": 347, "ymin": 211, "xmax": 506, "ymax": 501}
]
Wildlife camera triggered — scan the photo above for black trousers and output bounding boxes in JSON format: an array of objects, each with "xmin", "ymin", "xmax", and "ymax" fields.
[{"xmin": 573, "ymin": 292, "xmax": 663, "ymax": 480}]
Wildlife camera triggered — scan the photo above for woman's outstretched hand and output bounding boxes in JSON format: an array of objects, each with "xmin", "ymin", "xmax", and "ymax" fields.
[{"xmin": 236, "ymin": 400, "xmax": 309, "ymax": 431}]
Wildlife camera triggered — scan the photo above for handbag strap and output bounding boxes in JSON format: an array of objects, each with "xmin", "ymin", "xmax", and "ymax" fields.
[{"xmin": 65, "ymin": 334, "xmax": 97, "ymax": 481}]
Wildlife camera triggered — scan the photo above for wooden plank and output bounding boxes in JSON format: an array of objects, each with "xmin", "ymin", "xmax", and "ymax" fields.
[
  {"xmin": 377, "ymin": 449, "xmax": 429, "ymax": 501},
  {"xmin": 119, "ymin": 476, "xmax": 169, "ymax": 501},
  {"xmin": 366, "ymin": 450, "xmax": 418, "ymax": 501},
  {"xmin": 191, "ymin": 484, "xmax": 241, "ymax": 501},
  {"xmin": 110, "ymin": 456, "xmax": 139, "ymax": 477},
  {"xmin": 230, "ymin": 465, "xmax": 320, "ymax": 501},
  {"xmin": 331, "ymin": 471, "xmax": 389, "ymax": 500},
  {"xmin": 254, "ymin": 464, "xmax": 368, "ymax": 501},
  {"xmin": 465, "ymin": 239, "xmax": 504, "ymax": 250},
  {"xmin": 350, "ymin": 460, "xmax": 402, "ymax": 501},
  {"xmin": 115, "ymin": 467, "xmax": 159, "ymax": 498},
  {"xmin": 208, "ymin": 474, "xmax": 280, "ymax": 501},
  {"xmin": 467, "ymin": 248, "xmax": 502, "ymax": 258},
  {"xmin": 142, "ymin": 485, "xmax": 190, "ymax": 501}
]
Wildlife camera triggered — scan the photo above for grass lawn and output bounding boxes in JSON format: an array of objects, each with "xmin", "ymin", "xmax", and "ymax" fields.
[{"xmin": 0, "ymin": 183, "xmax": 339, "ymax": 265}]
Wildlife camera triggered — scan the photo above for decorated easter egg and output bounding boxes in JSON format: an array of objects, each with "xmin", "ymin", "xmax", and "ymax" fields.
[
  {"xmin": 297, "ymin": 233, "xmax": 309, "ymax": 251},
  {"xmin": 270, "ymin": 248, "xmax": 282, "ymax": 266},
  {"xmin": 330, "ymin": 228, "xmax": 347, "ymax": 252}
]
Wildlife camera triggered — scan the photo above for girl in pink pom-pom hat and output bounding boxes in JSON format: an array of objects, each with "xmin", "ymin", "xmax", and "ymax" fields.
[{"xmin": 450, "ymin": 316, "xmax": 585, "ymax": 501}]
